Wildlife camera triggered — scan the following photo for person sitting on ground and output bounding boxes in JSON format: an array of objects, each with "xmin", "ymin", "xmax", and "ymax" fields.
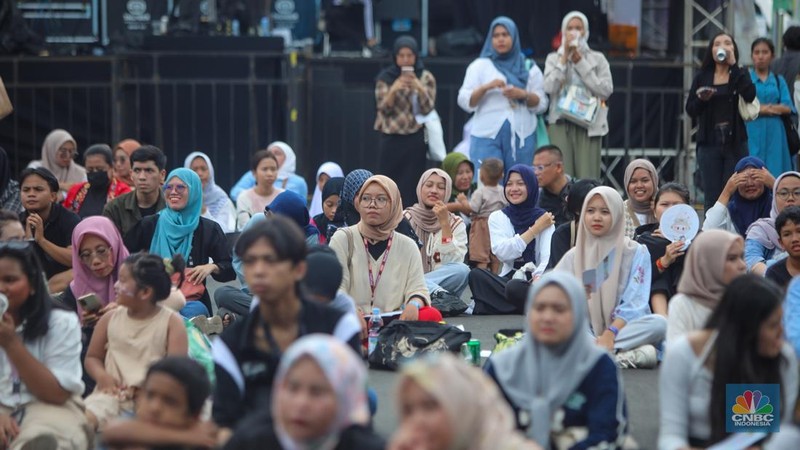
[
  {"xmin": 103, "ymin": 145, "xmax": 168, "ymax": 237},
  {"xmin": 485, "ymin": 271, "xmax": 628, "ymax": 449},
  {"xmin": 534, "ymin": 145, "xmax": 573, "ymax": 227},
  {"xmin": 622, "ymin": 158, "xmax": 658, "ymax": 239},
  {"xmin": 304, "ymin": 245, "xmax": 359, "ymax": 319},
  {"xmin": 404, "ymin": 169, "xmax": 470, "ymax": 306},
  {"xmin": 111, "ymin": 139, "xmax": 141, "ymax": 187},
  {"xmin": 309, "ymin": 162, "xmax": 344, "ymax": 218},
  {"xmin": 212, "ymin": 217, "xmax": 362, "ymax": 445},
  {"xmin": 468, "ymin": 164, "xmax": 555, "ymax": 315},
  {"xmin": 659, "ymin": 275, "xmax": 798, "ymax": 450},
  {"xmin": 389, "ymin": 352, "xmax": 540, "ymax": 450},
  {"xmin": 84, "ymin": 252, "xmax": 189, "ymax": 433},
  {"xmin": 766, "ymin": 387, "xmax": 800, "ymax": 449},
  {"xmin": 223, "ymin": 334, "xmax": 384, "ymax": 450},
  {"xmin": 27, "ymin": 128, "xmax": 86, "ymax": 199},
  {"xmin": 635, "ymin": 182, "xmax": 693, "ymax": 317},
  {"xmin": 63, "ymin": 144, "xmax": 131, "ymax": 219},
  {"xmin": 745, "ymin": 171, "xmax": 800, "ymax": 274},
  {"xmin": 229, "ymin": 141, "xmax": 308, "ymax": 202},
  {"xmin": 667, "ymin": 229, "xmax": 746, "ymax": 343},
  {"xmin": 442, "ymin": 152, "xmax": 476, "ymax": 222},
  {"xmin": 19, "ymin": 167, "xmax": 81, "ymax": 292},
  {"xmin": 311, "ymin": 176, "xmax": 344, "ymax": 244},
  {"xmin": 702, "ymin": 155, "xmax": 774, "ymax": 236},
  {"xmin": 555, "ymin": 186, "xmax": 667, "ymax": 369},
  {"xmin": 784, "ymin": 276, "xmax": 800, "ymax": 358},
  {"xmin": 0, "ymin": 209, "xmax": 24, "ymax": 241},
  {"xmin": 330, "ymin": 175, "xmax": 441, "ymax": 322},
  {"xmin": 766, "ymin": 206, "xmax": 800, "ymax": 288},
  {"xmin": 0, "ymin": 147, "xmax": 22, "ymax": 213},
  {"xmin": 125, "ymin": 168, "xmax": 235, "ymax": 320},
  {"xmin": 266, "ymin": 190, "xmax": 321, "ymax": 245},
  {"xmin": 547, "ymin": 178, "xmax": 601, "ymax": 269},
  {"xmin": 236, "ymin": 149, "xmax": 285, "ymax": 230},
  {"xmin": 102, "ymin": 356, "xmax": 217, "ymax": 450},
  {"xmin": 456, "ymin": 157, "xmax": 507, "ymax": 271},
  {"xmin": 0, "ymin": 242, "xmax": 89, "ymax": 449},
  {"xmin": 185, "ymin": 151, "xmax": 237, "ymax": 233}
]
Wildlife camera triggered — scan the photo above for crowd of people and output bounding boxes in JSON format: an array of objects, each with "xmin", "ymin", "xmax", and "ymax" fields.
[{"xmin": 1, "ymin": 10, "xmax": 800, "ymax": 450}]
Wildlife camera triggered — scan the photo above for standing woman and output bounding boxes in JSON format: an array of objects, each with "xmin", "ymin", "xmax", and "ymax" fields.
[
  {"xmin": 543, "ymin": 11, "xmax": 613, "ymax": 180},
  {"xmin": 374, "ymin": 36, "xmax": 436, "ymax": 206},
  {"xmin": 28, "ymin": 129, "xmax": 87, "ymax": 199},
  {"xmin": 458, "ymin": 17, "xmax": 548, "ymax": 175},
  {"xmin": 747, "ymin": 37, "xmax": 795, "ymax": 176},
  {"xmin": 686, "ymin": 32, "xmax": 756, "ymax": 212},
  {"xmin": 622, "ymin": 159, "xmax": 659, "ymax": 239},
  {"xmin": 184, "ymin": 151, "xmax": 237, "ymax": 233}
]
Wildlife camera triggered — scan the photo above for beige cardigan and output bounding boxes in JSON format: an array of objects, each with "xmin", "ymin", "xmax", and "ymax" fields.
[{"xmin": 329, "ymin": 226, "xmax": 430, "ymax": 313}]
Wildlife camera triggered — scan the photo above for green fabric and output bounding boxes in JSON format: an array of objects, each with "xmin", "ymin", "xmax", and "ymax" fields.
[
  {"xmin": 493, "ymin": 331, "xmax": 525, "ymax": 354},
  {"xmin": 184, "ymin": 318, "xmax": 215, "ymax": 386},
  {"xmin": 536, "ymin": 115, "xmax": 550, "ymax": 149},
  {"xmin": 548, "ymin": 121, "xmax": 602, "ymax": 180},
  {"xmin": 441, "ymin": 152, "xmax": 477, "ymax": 199}
]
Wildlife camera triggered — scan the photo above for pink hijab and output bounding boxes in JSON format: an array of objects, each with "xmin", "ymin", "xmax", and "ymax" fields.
[{"xmin": 69, "ymin": 216, "xmax": 130, "ymax": 310}]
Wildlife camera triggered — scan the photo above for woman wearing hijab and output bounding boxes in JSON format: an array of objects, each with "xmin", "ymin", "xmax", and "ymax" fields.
[
  {"xmin": 113, "ymin": 139, "xmax": 141, "ymax": 187},
  {"xmin": 329, "ymin": 175, "xmax": 440, "ymax": 321},
  {"xmin": 185, "ymin": 151, "xmax": 237, "ymax": 233},
  {"xmin": 485, "ymin": 272, "xmax": 627, "ymax": 449},
  {"xmin": 745, "ymin": 171, "xmax": 800, "ymax": 274},
  {"xmin": 441, "ymin": 152, "xmax": 476, "ymax": 221},
  {"xmin": 124, "ymin": 168, "xmax": 235, "ymax": 317},
  {"xmin": 468, "ymin": 165, "xmax": 555, "ymax": 315},
  {"xmin": 555, "ymin": 186, "xmax": 666, "ymax": 369},
  {"xmin": 622, "ymin": 159, "xmax": 658, "ymax": 239},
  {"xmin": 667, "ymin": 229, "xmax": 746, "ymax": 343},
  {"xmin": 223, "ymin": 334, "xmax": 384, "ymax": 450},
  {"xmin": 28, "ymin": 128, "xmax": 87, "ymax": 198},
  {"xmin": 404, "ymin": 169, "xmax": 470, "ymax": 304},
  {"xmin": 309, "ymin": 162, "xmax": 344, "ymax": 218},
  {"xmin": 375, "ymin": 36, "xmax": 436, "ymax": 206},
  {"xmin": 702, "ymin": 155, "xmax": 774, "ymax": 236},
  {"xmin": 390, "ymin": 353, "xmax": 540, "ymax": 450},
  {"xmin": 229, "ymin": 141, "xmax": 309, "ymax": 202},
  {"xmin": 0, "ymin": 147, "xmax": 21, "ymax": 213},
  {"xmin": 267, "ymin": 190, "xmax": 321, "ymax": 246},
  {"xmin": 543, "ymin": 11, "xmax": 613, "ymax": 180},
  {"xmin": 458, "ymin": 17, "xmax": 548, "ymax": 177},
  {"xmin": 312, "ymin": 176, "xmax": 344, "ymax": 244}
]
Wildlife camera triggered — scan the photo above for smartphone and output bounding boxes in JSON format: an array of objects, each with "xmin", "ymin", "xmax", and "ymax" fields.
[
  {"xmin": 78, "ymin": 293, "xmax": 102, "ymax": 312},
  {"xmin": 696, "ymin": 86, "xmax": 716, "ymax": 96},
  {"xmin": 0, "ymin": 293, "xmax": 7, "ymax": 317},
  {"xmin": 401, "ymin": 66, "xmax": 414, "ymax": 74}
]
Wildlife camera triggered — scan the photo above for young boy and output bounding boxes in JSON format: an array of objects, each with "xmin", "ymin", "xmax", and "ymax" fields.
[
  {"xmin": 766, "ymin": 205, "xmax": 800, "ymax": 289},
  {"xmin": 456, "ymin": 157, "xmax": 507, "ymax": 271},
  {"xmin": 102, "ymin": 356, "xmax": 216, "ymax": 450}
]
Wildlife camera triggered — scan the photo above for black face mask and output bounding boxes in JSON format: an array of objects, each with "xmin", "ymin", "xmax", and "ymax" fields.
[{"xmin": 87, "ymin": 171, "xmax": 110, "ymax": 189}]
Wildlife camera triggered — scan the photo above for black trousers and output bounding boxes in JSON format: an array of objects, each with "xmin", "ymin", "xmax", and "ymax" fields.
[
  {"xmin": 468, "ymin": 268, "xmax": 528, "ymax": 315},
  {"xmin": 379, "ymin": 129, "xmax": 427, "ymax": 209}
]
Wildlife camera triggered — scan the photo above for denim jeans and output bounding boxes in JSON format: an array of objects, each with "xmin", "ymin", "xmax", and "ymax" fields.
[
  {"xmin": 470, "ymin": 120, "xmax": 536, "ymax": 182},
  {"xmin": 424, "ymin": 262, "xmax": 470, "ymax": 297},
  {"xmin": 180, "ymin": 301, "xmax": 210, "ymax": 319}
]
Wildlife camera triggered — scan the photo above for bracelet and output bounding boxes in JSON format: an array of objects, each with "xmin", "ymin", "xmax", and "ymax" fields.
[
  {"xmin": 608, "ymin": 326, "xmax": 620, "ymax": 337},
  {"xmin": 404, "ymin": 299, "xmax": 423, "ymax": 310},
  {"xmin": 656, "ymin": 257, "xmax": 667, "ymax": 272}
]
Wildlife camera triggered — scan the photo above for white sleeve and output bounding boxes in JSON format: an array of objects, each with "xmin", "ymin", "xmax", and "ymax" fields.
[
  {"xmin": 702, "ymin": 201, "xmax": 733, "ymax": 233},
  {"xmin": 458, "ymin": 60, "xmax": 483, "ymax": 113},
  {"xmin": 41, "ymin": 311, "xmax": 84, "ymax": 396},
  {"xmin": 437, "ymin": 219, "xmax": 469, "ymax": 264},
  {"xmin": 543, "ymin": 52, "xmax": 566, "ymax": 96},
  {"xmin": 527, "ymin": 64, "xmax": 549, "ymax": 115},
  {"xmin": 488, "ymin": 211, "xmax": 527, "ymax": 265},
  {"xmin": 666, "ymin": 295, "xmax": 694, "ymax": 344},
  {"xmin": 658, "ymin": 337, "xmax": 695, "ymax": 450},
  {"xmin": 532, "ymin": 224, "xmax": 555, "ymax": 277}
]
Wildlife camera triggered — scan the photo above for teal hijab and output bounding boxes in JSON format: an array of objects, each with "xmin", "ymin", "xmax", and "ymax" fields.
[{"xmin": 150, "ymin": 168, "xmax": 203, "ymax": 259}]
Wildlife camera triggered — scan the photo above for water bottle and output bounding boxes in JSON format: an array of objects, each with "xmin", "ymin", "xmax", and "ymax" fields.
[{"xmin": 368, "ymin": 308, "xmax": 383, "ymax": 356}]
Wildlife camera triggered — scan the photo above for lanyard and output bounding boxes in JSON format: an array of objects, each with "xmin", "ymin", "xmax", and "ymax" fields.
[{"xmin": 364, "ymin": 234, "xmax": 393, "ymax": 304}]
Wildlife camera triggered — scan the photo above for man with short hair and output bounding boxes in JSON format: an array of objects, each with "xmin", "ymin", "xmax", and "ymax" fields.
[
  {"xmin": 103, "ymin": 145, "xmax": 167, "ymax": 236},
  {"xmin": 533, "ymin": 145, "xmax": 573, "ymax": 226}
]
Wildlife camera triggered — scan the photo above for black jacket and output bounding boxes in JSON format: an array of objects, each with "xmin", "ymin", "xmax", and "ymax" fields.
[{"xmin": 685, "ymin": 64, "xmax": 756, "ymax": 146}]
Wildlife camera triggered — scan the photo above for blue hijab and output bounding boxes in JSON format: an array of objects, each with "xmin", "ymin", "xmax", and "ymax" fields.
[
  {"xmin": 502, "ymin": 164, "xmax": 546, "ymax": 262},
  {"xmin": 267, "ymin": 190, "xmax": 320, "ymax": 240},
  {"xmin": 728, "ymin": 156, "xmax": 773, "ymax": 236},
  {"xmin": 150, "ymin": 168, "xmax": 203, "ymax": 259},
  {"xmin": 480, "ymin": 16, "xmax": 529, "ymax": 89}
]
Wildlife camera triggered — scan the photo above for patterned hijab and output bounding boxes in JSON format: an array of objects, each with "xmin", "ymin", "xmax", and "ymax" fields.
[
  {"xmin": 356, "ymin": 175, "xmax": 404, "ymax": 242},
  {"xmin": 502, "ymin": 164, "xmax": 546, "ymax": 262},
  {"xmin": 70, "ymin": 216, "xmax": 130, "ymax": 312},
  {"xmin": 272, "ymin": 334, "xmax": 369, "ymax": 450},
  {"xmin": 746, "ymin": 171, "xmax": 800, "ymax": 250},
  {"xmin": 184, "ymin": 151, "xmax": 231, "ymax": 220},
  {"xmin": 39, "ymin": 129, "xmax": 86, "ymax": 184},
  {"xmin": 149, "ymin": 168, "xmax": 203, "ymax": 259},
  {"xmin": 480, "ymin": 16, "xmax": 529, "ymax": 89},
  {"xmin": 677, "ymin": 230, "xmax": 742, "ymax": 310},
  {"xmin": 339, "ymin": 169, "xmax": 374, "ymax": 226}
]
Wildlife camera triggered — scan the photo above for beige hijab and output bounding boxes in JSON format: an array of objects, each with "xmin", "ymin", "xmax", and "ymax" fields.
[
  {"xmin": 40, "ymin": 129, "xmax": 86, "ymax": 184},
  {"xmin": 624, "ymin": 158, "xmax": 658, "ymax": 226},
  {"xmin": 557, "ymin": 186, "xmax": 641, "ymax": 335},
  {"xmin": 676, "ymin": 229, "xmax": 742, "ymax": 310},
  {"xmin": 405, "ymin": 169, "xmax": 462, "ymax": 271},
  {"xmin": 356, "ymin": 175, "xmax": 404, "ymax": 242}
]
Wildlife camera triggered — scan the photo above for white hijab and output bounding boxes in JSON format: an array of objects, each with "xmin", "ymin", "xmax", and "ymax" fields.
[
  {"xmin": 558, "ymin": 11, "xmax": 591, "ymax": 55},
  {"xmin": 309, "ymin": 162, "xmax": 344, "ymax": 217},
  {"xmin": 269, "ymin": 141, "xmax": 297, "ymax": 183}
]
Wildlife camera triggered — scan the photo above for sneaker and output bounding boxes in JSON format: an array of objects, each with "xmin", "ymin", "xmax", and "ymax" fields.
[
  {"xmin": 190, "ymin": 315, "xmax": 224, "ymax": 336},
  {"xmin": 464, "ymin": 300, "xmax": 476, "ymax": 315},
  {"xmin": 615, "ymin": 344, "xmax": 658, "ymax": 369},
  {"xmin": 21, "ymin": 434, "xmax": 58, "ymax": 450}
]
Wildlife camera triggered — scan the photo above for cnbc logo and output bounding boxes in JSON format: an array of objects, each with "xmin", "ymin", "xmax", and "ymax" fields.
[{"xmin": 726, "ymin": 385, "xmax": 780, "ymax": 433}]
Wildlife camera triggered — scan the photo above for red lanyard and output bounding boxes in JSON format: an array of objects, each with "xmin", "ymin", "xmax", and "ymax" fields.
[{"xmin": 364, "ymin": 234, "xmax": 393, "ymax": 303}]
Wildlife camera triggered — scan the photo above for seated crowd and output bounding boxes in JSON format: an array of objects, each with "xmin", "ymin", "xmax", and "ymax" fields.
[{"xmin": 1, "ymin": 126, "xmax": 800, "ymax": 450}]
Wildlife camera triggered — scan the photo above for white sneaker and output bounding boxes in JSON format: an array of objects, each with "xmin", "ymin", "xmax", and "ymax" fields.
[
  {"xmin": 615, "ymin": 344, "xmax": 658, "ymax": 369},
  {"xmin": 464, "ymin": 300, "xmax": 476, "ymax": 315}
]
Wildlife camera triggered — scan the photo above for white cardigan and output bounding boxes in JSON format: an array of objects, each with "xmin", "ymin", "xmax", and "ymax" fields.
[{"xmin": 488, "ymin": 210, "xmax": 554, "ymax": 277}]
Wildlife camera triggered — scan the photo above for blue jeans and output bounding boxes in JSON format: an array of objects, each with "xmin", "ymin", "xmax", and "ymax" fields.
[
  {"xmin": 470, "ymin": 120, "xmax": 536, "ymax": 181},
  {"xmin": 425, "ymin": 262, "xmax": 470, "ymax": 297},
  {"xmin": 180, "ymin": 301, "xmax": 210, "ymax": 319}
]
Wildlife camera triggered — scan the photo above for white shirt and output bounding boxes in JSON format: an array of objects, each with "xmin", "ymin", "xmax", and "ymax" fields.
[
  {"xmin": 458, "ymin": 58, "xmax": 548, "ymax": 143},
  {"xmin": 488, "ymin": 210, "xmax": 554, "ymax": 277},
  {"xmin": 701, "ymin": 201, "xmax": 739, "ymax": 234},
  {"xmin": 666, "ymin": 293, "xmax": 713, "ymax": 343}
]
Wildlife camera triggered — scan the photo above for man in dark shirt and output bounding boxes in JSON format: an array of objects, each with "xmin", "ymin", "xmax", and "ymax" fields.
[
  {"xmin": 103, "ymin": 145, "xmax": 167, "ymax": 236},
  {"xmin": 766, "ymin": 206, "xmax": 800, "ymax": 289},
  {"xmin": 534, "ymin": 145, "xmax": 573, "ymax": 227},
  {"xmin": 211, "ymin": 216, "xmax": 361, "ymax": 445},
  {"xmin": 772, "ymin": 26, "xmax": 800, "ymax": 100},
  {"xmin": 19, "ymin": 167, "xmax": 81, "ymax": 291}
]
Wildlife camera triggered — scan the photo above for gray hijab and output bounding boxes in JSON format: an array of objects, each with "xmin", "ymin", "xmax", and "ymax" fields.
[{"xmin": 490, "ymin": 271, "xmax": 607, "ymax": 447}]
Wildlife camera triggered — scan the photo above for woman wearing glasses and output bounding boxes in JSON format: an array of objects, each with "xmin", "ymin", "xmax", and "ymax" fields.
[
  {"xmin": 125, "ymin": 168, "xmax": 235, "ymax": 320},
  {"xmin": 27, "ymin": 129, "xmax": 87, "ymax": 199},
  {"xmin": 745, "ymin": 171, "xmax": 800, "ymax": 275}
]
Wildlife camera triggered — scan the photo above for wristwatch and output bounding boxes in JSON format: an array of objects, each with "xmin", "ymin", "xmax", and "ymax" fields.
[{"xmin": 404, "ymin": 299, "xmax": 423, "ymax": 310}]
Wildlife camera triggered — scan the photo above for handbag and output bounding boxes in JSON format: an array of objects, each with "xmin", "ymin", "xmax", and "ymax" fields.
[
  {"xmin": 367, "ymin": 320, "xmax": 471, "ymax": 370},
  {"xmin": 556, "ymin": 84, "xmax": 599, "ymax": 128},
  {"xmin": 171, "ymin": 270, "xmax": 206, "ymax": 301},
  {"xmin": 774, "ymin": 73, "xmax": 800, "ymax": 156},
  {"xmin": 738, "ymin": 94, "xmax": 760, "ymax": 121},
  {"xmin": 0, "ymin": 78, "xmax": 12, "ymax": 120}
]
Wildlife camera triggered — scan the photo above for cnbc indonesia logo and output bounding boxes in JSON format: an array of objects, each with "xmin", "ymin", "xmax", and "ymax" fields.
[{"xmin": 726, "ymin": 385, "xmax": 780, "ymax": 433}]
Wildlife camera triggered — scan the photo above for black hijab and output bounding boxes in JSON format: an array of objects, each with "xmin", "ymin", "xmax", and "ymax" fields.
[
  {"xmin": 376, "ymin": 36, "xmax": 425, "ymax": 86},
  {"xmin": 313, "ymin": 177, "xmax": 345, "ymax": 237}
]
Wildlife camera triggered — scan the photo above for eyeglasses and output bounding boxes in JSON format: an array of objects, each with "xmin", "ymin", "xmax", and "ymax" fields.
[
  {"xmin": 163, "ymin": 184, "xmax": 188, "ymax": 194},
  {"xmin": 56, "ymin": 148, "xmax": 76, "ymax": 159},
  {"xmin": 79, "ymin": 246, "xmax": 110, "ymax": 264},
  {"xmin": 360, "ymin": 195, "xmax": 389, "ymax": 208},
  {"xmin": 533, "ymin": 162, "xmax": 557, "ymax": 173},
  {"xmin": 776, "ymin": 188, "xmax": 800, "ymax": 200}
]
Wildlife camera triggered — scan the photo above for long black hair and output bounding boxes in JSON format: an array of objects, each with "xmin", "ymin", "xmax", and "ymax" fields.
[
  {"xmin": 707, "ymin": 274, "xmax": 786, "ymax": 443},
  {"xmin": 701, "ymin": 32, "xmax": 740, "ymax": 71},
  {"xmin": 0, "ymin": 242, "xmax": 53, "ymax": 342}
]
